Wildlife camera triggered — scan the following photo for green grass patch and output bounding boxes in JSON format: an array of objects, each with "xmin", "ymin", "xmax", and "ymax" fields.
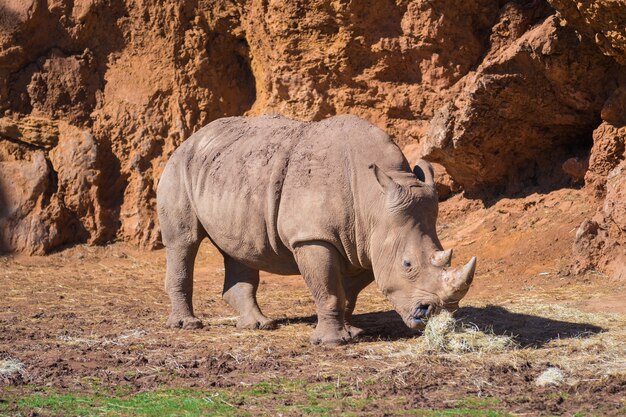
[
  {"xmin": 401, "ymin": 409, "xmax": 510, "ymax": 417},
  {"xmin": 0, "ymin": 380, "xmax": 511, "ymax": 417},
  {"xmin": 1, "ymin": 389, "xmax": 240, "ymax": 417},
  {"xmin": 455, "ymin": 396, "xmax": 502, "ymax": 409},
  {"xmin": 394, "ymin": 396, "xmax": 508, "ymax": 417}
]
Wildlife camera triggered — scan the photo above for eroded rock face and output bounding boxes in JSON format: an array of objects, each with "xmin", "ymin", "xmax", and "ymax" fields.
[
  {"xmin": 574, "ymin": 102, "xmax": 625, "ymax": 280},
  {"xmin": 0, "ymin": 148, "xmax": 53, "ymax": 253},
  {"xmin": 585, "ymin": 121, "xmax": 626, "ymax": 197},
  {"xmin": 1, "ymin": 0, "xmax": 257, "ymax": 251},
  {"xmin": 544, "ymin": 1, "xmax": 626, "ymax": 281},
  {"xmin": 573, "ymin": 159, "xmax": 626, "ymax": 281},
  {"xmin": 49, "ymin": 123, "xmax": 117, "ymax": 245},
  {"xmin": 243, "ymin": 0, "xmax": 500, "ymax": 139},
  {"xmin": 547, "ymin": 0, "xmax": 626, "ymax": 65},
  {"xmin": 603, "ymin": 167, "xmax": 625, "ymax": 281},
  {"xmin": 0, "ymin": 0, "xmax": 624, "ymax": 279},
  {"xmin": 0, "ymin": 119, "xmax": 114, "ymax": 254}
]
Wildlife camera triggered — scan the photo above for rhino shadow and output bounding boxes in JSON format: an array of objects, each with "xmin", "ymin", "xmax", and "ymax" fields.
[
  {"xmin": 274, "ymin": 310, "xmax": 421, "ymax": 341},
  {"xmin": 273, "ymin": 310, "xmax": 417, "ymax": 341},
  {"xmin": 453, "ymin": 305, "xmax": 605, "ymax": 348},
  {"xmin": 276, "ymin": 305, "xmax": 605, "ymax": 346}
]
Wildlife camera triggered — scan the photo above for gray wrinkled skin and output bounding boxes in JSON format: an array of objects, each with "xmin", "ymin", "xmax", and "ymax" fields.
[{"xmin": 157, "ymin": 115, "xmax": 476, "ymax": 345}]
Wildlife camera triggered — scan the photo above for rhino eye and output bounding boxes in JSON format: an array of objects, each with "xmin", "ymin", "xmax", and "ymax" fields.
[{"xmin": 402, "ymin": 260, "xmax": 412, "ymax": 268}]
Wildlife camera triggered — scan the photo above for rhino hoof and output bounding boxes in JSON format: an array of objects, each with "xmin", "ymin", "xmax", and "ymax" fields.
[
  {"xmin": 167, "ymin": 315, "xmax": 203, "ymax": 330},
  {"xmin": 237, "ymin": 317, "xmax": 277, "ymax": 330},
  {"xmin": 259, "ymin": 319, "xmax": 277, "ymax": 330},
  {"xmin": 347, "ymin": 325, "xmax": 364, "ymax": 338},
  {"xmin": 310, "ymin": 328, "xmax": 352, "ymax": 346}
]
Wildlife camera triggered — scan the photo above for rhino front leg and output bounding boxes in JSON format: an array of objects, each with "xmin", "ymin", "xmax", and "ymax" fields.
[
  {"xmin": 294, "ymin": 241, "xmax": 352, "ymax": 346},
  {"xmin": 222, "ymin": 256, "xmax": 275, "ymax": 330},
  {"xmin": 343, "ymin": 271, "xmax": 374, "ymax": 338}
]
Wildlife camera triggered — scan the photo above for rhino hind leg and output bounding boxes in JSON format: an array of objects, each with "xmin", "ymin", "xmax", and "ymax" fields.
[
  {"xmin": 222, "ymin": 256, "xmax": 276, "ymax": 330},
  {"xmin": 158, "ymin": 170, "xmax": 206, "ymax": 330},
  {"xmin": 164, "ymin": 241, "xmax": 204, "ymax": 329},
  {"xmin": 294, "ymin": 241, "xmax": 353, "ymax": 346},
  {"xmin": 343, "ymin": 271, "xmax": 374, "ymax": 338}
]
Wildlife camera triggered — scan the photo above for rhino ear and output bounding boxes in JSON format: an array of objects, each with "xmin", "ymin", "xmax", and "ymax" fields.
[
  {"xmin": 412, "ymin": 160, "xmax": 435, "ymax": 185},
  {"xmin": 369, "ymin": 164, "xmax": 399, "ymax": 194}
]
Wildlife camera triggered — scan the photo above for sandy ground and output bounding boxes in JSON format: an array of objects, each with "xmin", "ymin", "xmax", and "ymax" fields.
[{"xmin": 1, "ymin": 188, "xmax": 625, "ymax": 415}]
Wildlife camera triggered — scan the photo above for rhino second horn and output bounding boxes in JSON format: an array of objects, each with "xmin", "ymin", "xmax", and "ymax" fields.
[
  {"xmin": 431, "ymin": 249, "xmax": 453, "ymax": 267},
  {"xmin": 447, "ymin": 256, "xmax": 477, "ymax": 292}
]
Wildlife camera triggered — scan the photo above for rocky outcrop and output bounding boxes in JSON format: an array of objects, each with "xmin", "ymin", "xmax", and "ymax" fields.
[
  {"xmin": 573, "ymin": 158, "xmax": 626, "ymax": 281},
  {"xmin": 0, "ymin": 0, "xmax": 624, "ymax": 279},
  {"xmin": 420, "ymin": 12, "xmax": 619, "ymax": 193},
  {"xmin": 573, "ymin": 88, "xmax": 625, "ymax": 280},
  {"xmin": 0, "ymin": 118, "xmax": 114, "ymax": 253},
  {"xmin": 0, "ymin": 146, "xmax": 52, "ymax": 253},
  {"xmin": 525, "ymin": 0, "xmax": 626, "ymax": 280}
]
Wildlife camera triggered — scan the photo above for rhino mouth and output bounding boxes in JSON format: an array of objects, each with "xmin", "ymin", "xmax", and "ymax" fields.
[{"xmin": 407, "ymin": 304, "xmax": 432, "ymax": 329}]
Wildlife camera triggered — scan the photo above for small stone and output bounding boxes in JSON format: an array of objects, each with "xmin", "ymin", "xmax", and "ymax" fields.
[{"xmin": 535, "ymin": 367, "xmax": 565, "ymax": 387}]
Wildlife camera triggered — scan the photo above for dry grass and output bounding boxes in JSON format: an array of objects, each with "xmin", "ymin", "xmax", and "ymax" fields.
[
  {"xmin": 477, "ymin": 298, "xmax": 626, "ymax": 379},
  {"xmin": 349, "ymin": 296, "xmax": 626, "ymax": 391}
]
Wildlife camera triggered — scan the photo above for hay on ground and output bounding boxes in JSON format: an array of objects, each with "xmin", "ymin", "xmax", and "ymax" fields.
[
  {"xmin": 419, "ymin": 310, "xmax": 517, "ymax": 354},
  {"xmin": 0, "ymin": 358, "xmax": 24, "ymax": 375},
  {"xmin": 535, "ymin": 367, "xmax": 565, "ymax": 386}
]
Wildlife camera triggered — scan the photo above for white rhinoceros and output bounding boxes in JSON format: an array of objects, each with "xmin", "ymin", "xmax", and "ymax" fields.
[{"xmin": 157, "ymin": 115, "xmax": 476, "ymax": 345}]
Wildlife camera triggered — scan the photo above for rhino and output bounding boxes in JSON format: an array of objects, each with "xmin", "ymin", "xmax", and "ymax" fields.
[{"xmin": 157, "ymin": 115, "xmax": 476, "ymax": 345}]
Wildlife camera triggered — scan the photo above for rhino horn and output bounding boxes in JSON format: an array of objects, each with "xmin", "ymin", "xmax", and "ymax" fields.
[
  {"xmin": 445, "ymin": 256, "xmax": 476, "ymax": 293},
  {"xmin": 431, "ymin": 248, "xmax": 453, "ymax": 267}
]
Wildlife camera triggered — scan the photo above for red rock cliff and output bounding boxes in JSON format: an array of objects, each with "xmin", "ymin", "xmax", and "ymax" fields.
[{"xmin": 0, "ymin": 0, "xmax": 624, "ymax": 276}]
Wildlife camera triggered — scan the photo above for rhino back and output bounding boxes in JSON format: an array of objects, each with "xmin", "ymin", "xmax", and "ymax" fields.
[
  {"xmin": 175, "ymin": 116, "xmax": 300, "ymax": 273},
  {"xmin": 279, "ymin": 115, "xmax": 407, "ymax": 268},
  {"xmin": 175, "ymin": 115, "xmax": 407, "ymax": 273}
]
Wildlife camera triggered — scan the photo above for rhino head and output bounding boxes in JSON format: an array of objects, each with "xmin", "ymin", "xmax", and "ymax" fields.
[{"xmin": 369, "ymin": 160, "xmax": 476, "ymax": 329}]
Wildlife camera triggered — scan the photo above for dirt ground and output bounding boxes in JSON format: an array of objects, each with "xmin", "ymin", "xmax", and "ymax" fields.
[{"xmin": 1, "ymin": 188, "xmax": 625, "ymax": 416}]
